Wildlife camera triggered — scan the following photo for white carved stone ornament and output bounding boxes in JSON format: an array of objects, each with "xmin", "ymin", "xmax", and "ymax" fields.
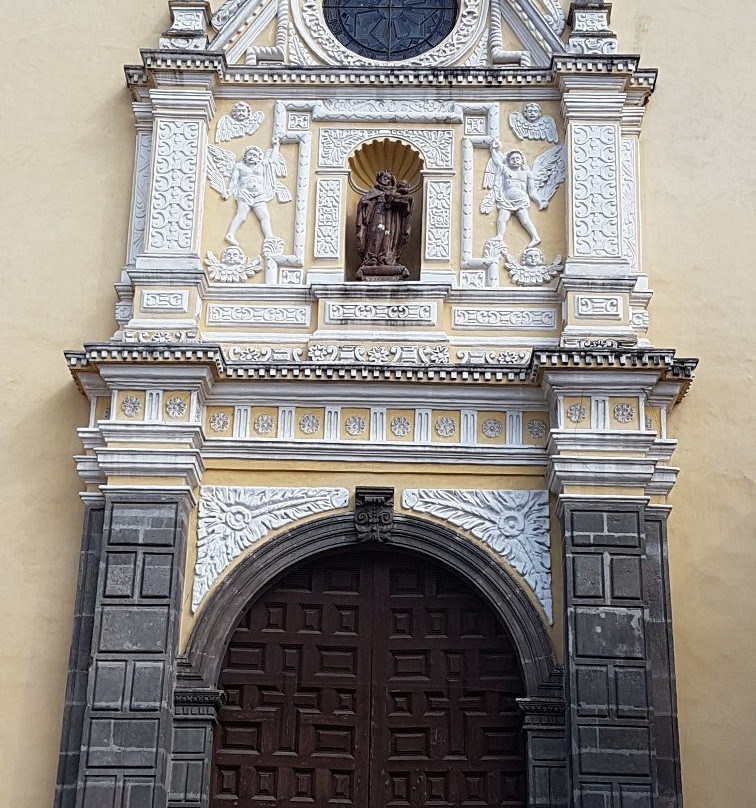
[
  {"xmin": 209, "ymin": 412, "xmax": 230, "ymax": 432},
  {"xmin": 402, "ymin": 489, "xmax": 552, "ymax": 622},
  {"xmin": 482, "ymin": 418, "xmax": 503, "ymax": 438},
  {"xmin": 504, "ymin": 247, "xmax": 563, "ymax": 286},
  {"xmin": 481, "ymin": 141, "xmax": 566, "ymax": 248},
  {"xmin": 509, "ymin": 103, "xmax": 558, "ymax": 143},
  {"xmin": 566, "ymin": 403, "xmax": 587, "ymax": 424},
  {"xmin": 299, "ymin": 414, "xmax": 320, "ymax": 435},
  {"xmin": 527, "ymin": 419, "xmax": 548, "ymax": 439},
  {"xmin": 121, "ymin": 396, "xmax": 141, "ymax": 418},
  {"xmin": 216, "ymin": 103, "xmax": 264, "ymax": 143},
  {"xmin": 391, "ymin": 416, "xmax": 411, "ymax": 438},
  {"xmin": 254, "ymin": 414, "xmax": 274, "ymax": 435},
  {"xmin": 613, "ymin": 403, "xmax": 635, "ymax": 424},
  {"xmin": 165, "ymin": 397, "xmax": 188, "ymax": 419},
  {"xmin": 435, "ymin": 417, "xmax": 457, "ymax": 438},
  {"xmin": 207, "ymin": 141, "xmax": 291, "ymax": 252},
  {"xmin": 344, "ymin": 415, "xmax": 366, "ymax": 437},
  {"xmin": 205, "ymin": 246, "xmax": 261, "ymax": 282},
  {"xmin": 193, "ymin": 486, "xmax": 350, "ymax": 611}
]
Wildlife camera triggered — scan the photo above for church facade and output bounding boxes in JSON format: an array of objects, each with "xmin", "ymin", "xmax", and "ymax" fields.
[{"xmin": 7, "ymin": 2, "xmax": 753, "ymax": 807}]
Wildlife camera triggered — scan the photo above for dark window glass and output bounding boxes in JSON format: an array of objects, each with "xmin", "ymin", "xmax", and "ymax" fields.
[{"xmin": 323, "ymin": 0, "xmax": 458, "ymax": 61}]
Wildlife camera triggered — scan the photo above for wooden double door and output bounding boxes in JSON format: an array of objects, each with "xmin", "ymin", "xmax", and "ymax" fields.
[{"xmin": 211, "ymin": 550, "xmax": 526, "ymax": 808}]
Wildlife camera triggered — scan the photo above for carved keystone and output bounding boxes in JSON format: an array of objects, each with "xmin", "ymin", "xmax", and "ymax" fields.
[{"xmin": 354, "ymin": 487, "xmax": 394, "ymax": 542}]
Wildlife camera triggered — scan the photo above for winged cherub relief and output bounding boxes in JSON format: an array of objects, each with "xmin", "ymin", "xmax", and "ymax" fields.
[
  {"xmin": 207, "ymin": 141, "xmax": 292, "ymax": 250},
  {"xmin": 509, "ymin": 103, "xmax": 559, "ymax": 143},
  {"xmin": 480, "ymin": 141, "xmax": 566, "ymax": 248},
  {"xmin": 215, "ymin": 102, "xmax": 264, "ymax": 143}
]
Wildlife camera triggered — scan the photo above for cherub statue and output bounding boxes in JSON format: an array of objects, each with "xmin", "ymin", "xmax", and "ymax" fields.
[
  {"xmin": 480, "ymin": 141, "xmax": 566, "ymax": 247},
  {"xmin": 509, "ymin": 103, "xmax": 558, "ymax": 143},
  {"xmin": 207, "ymin": 141, "xmax": 292, "ymax": 249},
  {"xmin": 504, "ymin": 246, "xmax": 563, "ymax": 286},
  {"xmin": 205, "ymin": 245, "xmax": 261, "ymax": 283},
  {"xmin": 215, "ymin": 102, "xmax": 264, "ymax": 143}
]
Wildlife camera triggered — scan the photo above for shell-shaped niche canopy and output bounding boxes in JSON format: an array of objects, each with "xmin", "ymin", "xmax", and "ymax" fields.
[{"xmin": 348, "ymin": 138, "xmax": 424, "ymax": 193}]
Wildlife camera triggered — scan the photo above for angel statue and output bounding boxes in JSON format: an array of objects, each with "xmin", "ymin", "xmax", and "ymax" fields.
[
  {"xmin": 509, "ymin": 102, "xmax": 558, "ymax": 143},
  {"xmin": 480, "ymin": 141, "xmax": 566, "ymax": 248},
  {"xmin": 215, "ymin": 102, "xmax": 264, "ymax": 143},
  {"xmin": 504, "ymin": 246, "xmax": 563, "ymax": 286},
  {"xmin": 207, "ymin": 141, "xmax": 292, "ymax": 249}
]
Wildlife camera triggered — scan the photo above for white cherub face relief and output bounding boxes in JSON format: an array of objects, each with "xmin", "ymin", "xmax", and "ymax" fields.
[
  {"xmin": 231, "ymin": 102, "xmax": 251, "ymax": 122},
  {"xmin": 222, "ymin": 246, "xmax": 245, "ymax": 266},
  {"xmin": 506, "ymin": 151, "xmax": 524, "ymax": 169},
  {"xmin": 243, "ymin": 146, "xmax": 262, "ymax": 166},
  {"xmin": 523, "ymin": 248, "xmax": 544, "ymax": 267},
  {"xmin": 524, "ymin": 103, "xmax": 542, "ymax": 122}
]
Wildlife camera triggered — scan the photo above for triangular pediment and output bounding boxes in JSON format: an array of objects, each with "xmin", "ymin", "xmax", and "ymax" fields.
[{"xmin": 208, "ymin": 0, "xmax": 567, "ymax": 68}]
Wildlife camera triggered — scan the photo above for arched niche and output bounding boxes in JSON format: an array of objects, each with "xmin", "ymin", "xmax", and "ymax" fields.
[{"xmin": 344, "ymin": 138, "xmax": 424, "ymax": 281}]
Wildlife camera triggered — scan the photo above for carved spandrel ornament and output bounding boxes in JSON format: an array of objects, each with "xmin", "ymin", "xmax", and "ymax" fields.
[{"xmin": 354, "ymin": 171, "xmax": 415, "ymax": 281}]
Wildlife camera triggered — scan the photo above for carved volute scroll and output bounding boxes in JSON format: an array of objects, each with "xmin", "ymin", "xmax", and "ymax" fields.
[{"xmin": 354, "ymin": 487, "xmax": 395, "ymax": 542}]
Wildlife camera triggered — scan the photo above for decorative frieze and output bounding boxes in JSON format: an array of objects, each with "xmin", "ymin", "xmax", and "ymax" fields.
[
  {"xmin": 193, "ymin": 486, "xmax": 349, "ymax": 610},
  {"xmin": 325, "ymin": 303, "xmax": 437, "ymax": 327},
  {"xmin": 206, "ymin": 304, "xmax": 310, "ymax": 327},
  {"xmin": 452, "ymin": 308, "xmax": 557, "ymax": 330},
  {"xmin": 574, "ymin": 295, "xmax": 623, "ymax": 319},
  {"xmin": 312, "ymin": 99, "xmax": 463, "ymax": 123},
  {"xmin": 571, "ymin": 124, "xmax": 621, "ymax": 258},
  {"xmin": 621, "ymin": 138, "xmax": 640, "ymax": 270},
  {"xmin": 402, "ymin": 488, "xmax": 552, "ymax": 622},
  {"xmin": 425, "ymin": 181, "xmax": 452, "ymax": 261},
  {"xmin": 319, "ymin": 128, "xmax": 453, "ymax": 169},
  {"xmin": 313, "ymin": 178, "xmax": 342, "ymax": 259},
  {"xmin": 307, "ymin": 343, "xmax": 450, "ymax": 365},
  {"xmin": 141, "ymin": 291, "xmax": 189, "ymax": 313}
]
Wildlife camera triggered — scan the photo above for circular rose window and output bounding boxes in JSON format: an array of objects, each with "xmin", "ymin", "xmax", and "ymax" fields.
[{"xmin": 323, "ymin": 0, "xmax": 458, "ymax": 61}]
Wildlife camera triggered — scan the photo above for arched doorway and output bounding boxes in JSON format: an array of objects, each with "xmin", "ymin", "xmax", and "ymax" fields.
[{"xmin": 209, "ymin": 548, "xmax": 527, "ymax": 807}]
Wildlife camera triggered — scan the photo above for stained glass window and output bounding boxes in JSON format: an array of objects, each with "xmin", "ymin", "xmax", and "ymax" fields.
[{"xmin": 323, "ymin": 0, "xmax": 458, "ymax": 61}]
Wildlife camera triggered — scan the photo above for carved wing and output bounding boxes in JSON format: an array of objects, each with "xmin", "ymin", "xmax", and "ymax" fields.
[
  {"xmin": 548, "ymin": 254, "xmax": 563, "ymax": 271},
  {"xmin": 247, "ymin": 110, "xmax": 265, "ymax": 135},
  {"xmin": 265, "ymin": 147, "xmax": 288, "ymax": 178},
  {"xmin": 206, "ymin": 144, "xmax": 235, "ymax": 196},
  {"xmin": 205, "ymin": 251, "xmax": 222, "ymax": 271},
  {"xmin": 537, "ymin": 115, "xmax": 559, "ymax": 144},
  {"xmin": 531, "ymin": 143, "xmax": 567, "ymax": 208},
  {"xmin": 482, "ymin": 156, "xmax": 497, "ymax": 190},
  {"xmin": 509, "ymin": 111, "xmax": 527, "ymax": 140},
  {"xmin": 503, "ymin": 253, "xmax": 521, "ymax": 274},
  {"xmin": 215, "ymin": 114, "xmax": 235, "ymax": 143}
]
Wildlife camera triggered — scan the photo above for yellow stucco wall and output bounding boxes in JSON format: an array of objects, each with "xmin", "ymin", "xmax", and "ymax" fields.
[{"xmin": 1, "ymin": 3, "xmax": 754, "ymax": 808}]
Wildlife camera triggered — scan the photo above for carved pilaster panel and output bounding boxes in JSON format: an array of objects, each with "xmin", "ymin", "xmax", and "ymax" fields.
[{"xmin": 354, "ymin": 487, "xmax": 394, "ymax": 542}]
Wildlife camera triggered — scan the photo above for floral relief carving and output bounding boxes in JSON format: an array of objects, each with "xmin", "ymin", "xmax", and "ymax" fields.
[
  {"xmin": 299, "ymin": 414, "xmax": 321, "ymax": 435},
  {"xmin": 209, "ymin": 412, "xmax": 230, "ymax": 432},
  {"xmin": 526, "ymin": 419, "xmax": 547, "ymax": 439},
  {"xmin": 482, "ymin": 418, "xmax": 503, "ymax": 438},
  {"xmin": 566, "ymin": 404, "xmax": 587, "ymax": 424},
  {"xmin": 319, "ymin": 128, "xmax": 453, "ymax": 170},
  {"xmin": 621, "ymin": 138, "xmax": 639, "ymax": 270},
  {"xmin": 344, "ymin": 415, "xmax": 366, "ymax": 437},
  {"xmin": 402, "ymin": 489, "xmax": 552, "ymax": 622},
  {"xmin": 613, "ymin": 403, "xmax": 635, "ymax": 424},
  {"xmin": 571, "ymin": 124, "xmax": 621, "ymax": 257},
  {"xmin": 435, "ymin": 417, "xmax": 457, "ymax": 438},
  {"xmin": 194, "ymin": 486, "xmax": 350, "ymax": 611},
  {"xmin": 166, "ymin": 397, "xmax": 188, "ymax": 419},
  {"xmin": 314, "ymin": 178, "xmax": 342, "ymax": 258},
  {"xmin": 149, "ymin": 120, "xmax": 200, "ymax": 252},
  {"xmin": 425, "ymin": 181, "xmax": 452, "ymax": 261},
  {"xmin": 121, "ymin": 396, "xmax": 141, "ymax": 418},
  {"xmin": 391, "ymin": 416, "xmax": 411, "ymax": 438},
  {"xmin": 254, "ymin": 414, "xmax": 274, "ymax": 435}
]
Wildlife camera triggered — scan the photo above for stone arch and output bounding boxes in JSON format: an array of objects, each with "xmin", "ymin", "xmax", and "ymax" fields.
[{"xmin": 184, "ymin": 512, "xmax": 559, "ymax": 696}]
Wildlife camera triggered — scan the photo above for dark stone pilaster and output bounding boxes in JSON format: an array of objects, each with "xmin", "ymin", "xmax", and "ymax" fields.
[
  {"xmin": 54, "ymin": 503, "xmax": 105, "ymax": 808},
  {"xmin": 519, "ymin": 697, "xmax": 569, "ymax": 808},
  {"xmin": 562, "ymin": 499, "xmax": 682, "ymax": 807},
  {"xmin": 74, "ymin": 492, "xmax": 191, "ymax": 808}
]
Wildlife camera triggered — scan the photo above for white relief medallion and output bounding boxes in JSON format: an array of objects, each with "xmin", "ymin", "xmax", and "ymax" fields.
[
  {"xmin": 209, "ymin": 412, "xmax": 230, "ymax": 432},
  {"xmin": 566, "ymin": 404, "xmax": 587, "ymax": 424},
  {"xmin": 613, "ymin": 403, "xmax": 635, "ymax": 424},
  {"xmin": 526, "ymin": 419, "xmax": 548, "ymax": 439},
  {"xmin": 482, "ymin": 418, "xmax": 503, "ymax": 438},
  {"xmin": 194, "ymin": 486, "xmax": 350, "ymax": 610},
  {"xmin": 391, "ymin": 416, "xmax": 411, "ymax": 438},
  {"xmin": 121, "ymin": 396, "xmax": 141, "ymax": 418},
  {"xmin": 435, "ymin": 417, "xmax": 457, "ymax": 438},
  {"xmin": 299, "ymin": 414, "xmax": 321, "ymax": 435},
  {"xmin": 402, "ymin": 489, "xmax": 552, "ymax": 622},
  {"xmin": 254, "ymin": 414, "xmax": 274, "ymax": 435},
  {"xmin": 344, "ymin": 415, "xmax": 366, "ymax": 437},
  {"xmin": 166, "ymin": 397, "xmax": 187, "ymax": 419}
]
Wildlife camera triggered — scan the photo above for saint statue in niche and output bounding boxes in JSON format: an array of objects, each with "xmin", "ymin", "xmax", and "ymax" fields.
[{"xmin": 354, "ymin": 171, "xmax": 414, "ymax": 281}]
